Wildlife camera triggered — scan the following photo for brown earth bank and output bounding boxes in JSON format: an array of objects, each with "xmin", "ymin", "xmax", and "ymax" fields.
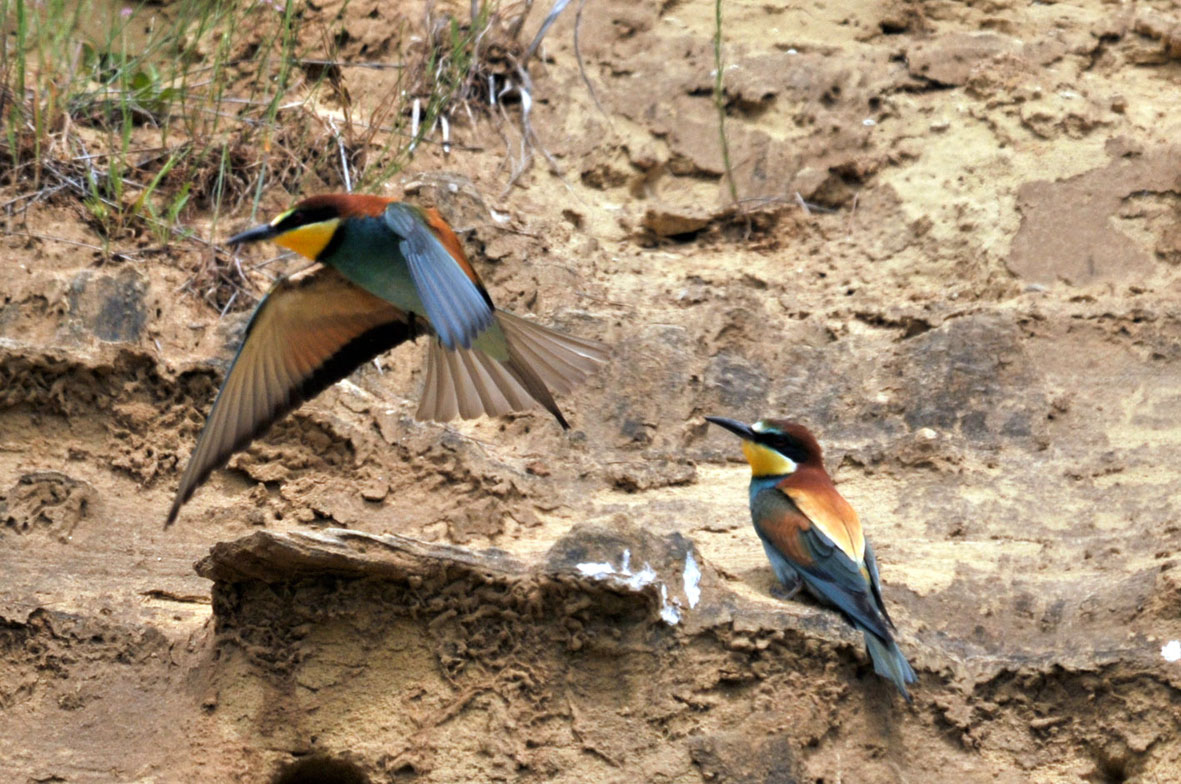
[{"xmin": 3, "ymin": 0, "xmax": 1181, "ymax": 782}]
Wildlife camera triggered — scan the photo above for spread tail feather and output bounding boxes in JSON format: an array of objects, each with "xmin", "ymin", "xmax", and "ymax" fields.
[
  {"xmin": 495, "ymin": 311, "xmax": 607, "ymax": 395},
  {"xmin": 863, "ymin": 629, "xmax": 917, "ymax": 703},
  {"xmin": 416, "ymin": 311, "xmax": 607, "ymax": 427}
]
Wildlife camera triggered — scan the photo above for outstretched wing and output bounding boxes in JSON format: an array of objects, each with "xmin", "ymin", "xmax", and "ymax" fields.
[
  {"xmin": 166, "ymin": 267, "xmax": 415, "ymax": 526},
  {"xmin": 383, "ymin": 202, "xmax": 494, "ymax": 351}
]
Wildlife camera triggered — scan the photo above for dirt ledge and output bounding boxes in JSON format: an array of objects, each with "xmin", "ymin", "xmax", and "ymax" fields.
[{"xmin": 189, "ymin": 526, "xmax": 1181, "ymax": 783}]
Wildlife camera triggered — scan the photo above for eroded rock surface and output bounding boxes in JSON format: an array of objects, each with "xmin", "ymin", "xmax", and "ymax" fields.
[{"xmin": 2, "ymin": 0, "xmax": 1181, "ymax": 782}]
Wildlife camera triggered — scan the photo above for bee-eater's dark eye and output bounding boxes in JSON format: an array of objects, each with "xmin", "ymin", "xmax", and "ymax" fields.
[
  {"xmin": 766, "ymin": 433, "xmax": 809, "ymax": 463},
  {"xmin": 272, "ymin": 205, "xmax": 339, "ymax": 233}
]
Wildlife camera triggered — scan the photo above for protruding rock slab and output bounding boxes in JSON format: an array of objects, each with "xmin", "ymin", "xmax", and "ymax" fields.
[
  {"xmin": 196, "ymin": 523, "xmax": 712, "ymax": 632},
  {"xmin": 196, "ymin": 529, "xmax": 529, "ymax": 584}
]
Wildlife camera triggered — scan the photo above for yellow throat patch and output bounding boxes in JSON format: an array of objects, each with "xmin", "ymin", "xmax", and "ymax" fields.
[
  {"xmin": 741, "ymin": 440, "xmax": 798, "ymax": 477},
  {"xmin": 272, "ymin": 216, "xmax": 340, "ymax": 260}
]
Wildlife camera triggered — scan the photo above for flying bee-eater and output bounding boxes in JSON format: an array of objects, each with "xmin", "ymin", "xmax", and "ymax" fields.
[
  {"xmin": 165, "ymin": 194, "xmax": 607, "ymax": 527},
  {"xmin": 705, "ymin": 416, "xmax": 916, "ymax": 701}
]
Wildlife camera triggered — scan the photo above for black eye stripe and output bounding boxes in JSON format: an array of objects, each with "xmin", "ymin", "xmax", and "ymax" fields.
[
  {"xmin": 273, "ymin": 206, "xmax": 339, "ymax": 233},
  {"xmin": 760, "ymin": 433, "xmax": 808, "ymax": 462}
]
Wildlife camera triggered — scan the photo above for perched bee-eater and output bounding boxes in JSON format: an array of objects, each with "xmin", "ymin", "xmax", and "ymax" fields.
[
  {"xmin": 705, "ymin": 416, "xmax": 916, "ymax": 701},
  {"xmin": 165, "ymin": 194, "xmax": 607, "ymax": 527}
]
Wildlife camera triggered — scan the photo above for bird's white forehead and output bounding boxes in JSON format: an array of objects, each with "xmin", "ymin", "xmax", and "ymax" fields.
[
  {"xmin": 269, "ymin": 208, "xmax": 295, "ymax": 227},
  {"xmin": 753, "ymin": 420, "xmax": 769, "ymax": 433}
]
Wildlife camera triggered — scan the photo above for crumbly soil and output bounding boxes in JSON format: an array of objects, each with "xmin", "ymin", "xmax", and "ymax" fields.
[{"xmin": 3, "ymin": 0, "xmax": 1181, "ymax": 782}]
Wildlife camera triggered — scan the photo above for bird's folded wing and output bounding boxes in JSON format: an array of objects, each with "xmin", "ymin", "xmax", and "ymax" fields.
[
  {"xmin": 166, "ymin": 267, "xmax": 414, "ymax": 526},
  {"xmin": 782, "ymin": 482, "xmax": 865, "ymax": 563},
  {"xmin": 862, "ymin": 539, "xmax": 896, "ymax": 630},
  {"xmin": 383, "ymin": 202, "xmax": 494, "ymax": 351},
  {"xmin": 753, "ymin": 489, "xmax": 891, "ymax": 641}
]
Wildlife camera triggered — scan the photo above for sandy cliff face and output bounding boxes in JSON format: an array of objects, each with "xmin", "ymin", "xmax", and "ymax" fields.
[{"xmin": 2, "ymin": 0, "xmax": 1180, "ymax": 782}]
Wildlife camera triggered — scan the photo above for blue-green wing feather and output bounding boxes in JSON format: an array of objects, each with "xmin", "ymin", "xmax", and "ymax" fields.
[
  {"xmin": 863, "ymin": 539, "xmax": 896, "ymax": 630},
  {"xmin": 752, "ymin": 487, "xmax": 892, "ymax": 642},
  {"xmin": 752, "ymin": 486, "xmax": 915, "ymax": 698},
  {"xmin": 796, "ymin": 526, "xmax": 893, "ymax": 642},
  {"xmin": 383, "ymin": 203, "xmax": 494, "ymax": 350}
]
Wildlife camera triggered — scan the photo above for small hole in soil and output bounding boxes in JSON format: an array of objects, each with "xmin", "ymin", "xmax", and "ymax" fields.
[{"xmin": 272, "ymin": 756, "xmax": 369, "ymax": 784}]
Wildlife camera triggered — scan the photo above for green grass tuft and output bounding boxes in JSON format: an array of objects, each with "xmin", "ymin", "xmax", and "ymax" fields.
[{"xmin": 0, "ymin": 0, "xmax": 579, "ymax": 310}]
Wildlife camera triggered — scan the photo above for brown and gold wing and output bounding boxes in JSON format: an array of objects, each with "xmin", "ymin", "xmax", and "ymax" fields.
[
  {"xmin": 781, "ymin": 471, "xmax": 865, "ymax": 564},
  {"xmin": 753, "ymin": 485, "xmax": 891, "ymax": 642},
  {"xmin": 166, "ymin": 267, "xmax": 416, "ymax": 527},
  {"xmin": 750, "ymin": 488, "xmax": 817, "ymax": 569}
]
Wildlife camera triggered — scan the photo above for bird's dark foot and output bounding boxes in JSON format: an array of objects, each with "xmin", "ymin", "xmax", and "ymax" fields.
[{"xmin": 770, "ymin": 576, "xmax": 803, "ymax": 601}]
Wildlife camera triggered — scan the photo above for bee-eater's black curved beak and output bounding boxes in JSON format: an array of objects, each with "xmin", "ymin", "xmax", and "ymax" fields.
[
  {"xmin": 227, "ymin": 223, "xmax": 280, "ymax": 246},
  {"xmin": 705, "ymin": 416, "xmax": 756, "ymax": 441}
]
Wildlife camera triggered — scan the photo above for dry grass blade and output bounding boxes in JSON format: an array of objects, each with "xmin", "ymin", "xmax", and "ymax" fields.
[
  {"xmin": 522, "ymin": 0, "xmax": 571, "ymax": 67},
  {"xmin": 573, "ymin": 0, "xmax": 609, "ymax": 121}
]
